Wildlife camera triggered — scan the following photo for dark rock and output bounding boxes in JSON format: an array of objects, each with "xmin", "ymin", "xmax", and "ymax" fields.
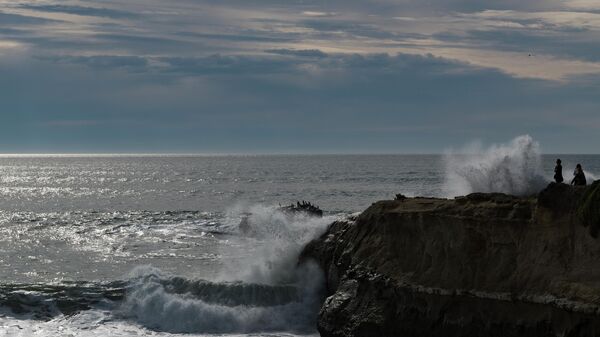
[
  {"xmin": 239, "ymin": 201, "xmax": 323, "ymax": 235},
  {"xmin": 301, "ymin": 183, "xmax": 600, "ymax": 337},
  {"xmin": 538, "ymin": 182, "xmax": 585, "ymax": 215},
  {"xmin": 280, "ymin": 201, "xmax": 323, "ymax": 217},
  {"xmin": 577, "ymin": 181, "xmax": 600, "ymax": 237}
]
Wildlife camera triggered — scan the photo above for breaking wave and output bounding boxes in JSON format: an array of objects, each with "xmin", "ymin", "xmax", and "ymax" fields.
[
  {"xmin": 120, "ymin": 264, "xmax": 324, "ymax": 334},
  {"xmin": 0, "ymin": 268, "xmax": 321, "ymax": 334},
  {"xmin": 119, "ymin": 205, "xmax": 335, "ymax": 334},
  {"xmin": 444, "ymin": 135, "xmax": 548, "ymax": 197}
]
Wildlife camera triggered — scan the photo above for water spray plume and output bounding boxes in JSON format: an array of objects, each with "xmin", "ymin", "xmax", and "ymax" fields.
[{"xmin": 444, "ymin": 135, "xmax": 548, "ymax": 197}]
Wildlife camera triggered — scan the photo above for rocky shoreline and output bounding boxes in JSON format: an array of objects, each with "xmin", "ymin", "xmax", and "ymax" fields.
[{"xmin": 300, "ymin": 182, "xmax": 600, "ymax": 337}]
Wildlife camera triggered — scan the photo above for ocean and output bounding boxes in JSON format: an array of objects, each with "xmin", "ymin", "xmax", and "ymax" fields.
[{"xmin": 0, "ymin": 151, "xmax": 598, "ymax": 336}]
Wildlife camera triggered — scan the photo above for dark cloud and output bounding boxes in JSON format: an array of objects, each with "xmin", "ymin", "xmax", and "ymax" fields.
[
  {"xmin": 157, "ymin": 54, "xmax": 299, "ymax": 75},
  {"xmin": 18, "ymin": 4, "xmax": 138, "ymax": 18},
  {"xmin": 177, "ymin": 31, "xmax": 297, "ymax": 43},
  {"xmin": 265, "ymin": 48, "xmax": 328, "ymax": 58},
  {"xmin": 184, "ymin": 0, "xmax": 562, "ymax": 14},
  {"xmin": 94, "ymin": 33, "xmax": 185, "ymax": 47},
  {"xmin": 0, "ymin": 11, "xmax": 59, "ymax": 25},
  {"xmin": 1, "ymin": 49, "xmax": 594, "ymax": 152},
  {"xmin": 39, "ymin": 55, "xmax": 149, "ymax": 71},
  {"xmin": 0, "ymin": 27, "xmax": 29, "ymax": 35}
]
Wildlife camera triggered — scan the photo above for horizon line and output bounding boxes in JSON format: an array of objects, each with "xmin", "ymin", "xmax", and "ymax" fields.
[{"xmin": 0, "ymin": 152, "xmax": 597, "ymax": 157}]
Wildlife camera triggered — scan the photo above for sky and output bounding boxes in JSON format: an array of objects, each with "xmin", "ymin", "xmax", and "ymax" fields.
[{"xmin": 0, "ymin": 0, "xmax": 599, "ymax": 153}]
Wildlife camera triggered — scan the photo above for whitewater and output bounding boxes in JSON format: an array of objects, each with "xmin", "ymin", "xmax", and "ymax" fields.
[{"xmin": 0, "ymin": 136, "xmax": 598, "ymax": 336}]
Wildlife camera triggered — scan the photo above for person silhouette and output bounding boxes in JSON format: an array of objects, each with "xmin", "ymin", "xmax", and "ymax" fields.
[
  {"xmin": 571, "ymin": 163, "xmax": 587, "ymax": 186},
  {"xmin": 554, "ymin": 159, "xmax": 563, "ymax": 183}
]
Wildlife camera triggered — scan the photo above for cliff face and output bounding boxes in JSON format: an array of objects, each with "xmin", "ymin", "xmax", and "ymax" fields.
[{"xmin": 301, "ymin": 182, "xmax": 600, "ymax": 337}]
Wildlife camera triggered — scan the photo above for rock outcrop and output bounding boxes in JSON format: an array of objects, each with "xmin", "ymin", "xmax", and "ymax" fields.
[{"xmin": 300, "ymin": 182, "xmax": 600, "ymax": 337}]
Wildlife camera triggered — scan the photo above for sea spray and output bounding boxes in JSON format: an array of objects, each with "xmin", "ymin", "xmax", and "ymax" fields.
[
  {"xmin": 220, "ymin": 204, "xmax": 335, "ymax": 284},
  {"xmin": 119, "ymin": 204, "xmax": 335, "ymax": 333},
  {"xmin": 444, "ymin": 135, "xmax": 548, "ymax": 197}
]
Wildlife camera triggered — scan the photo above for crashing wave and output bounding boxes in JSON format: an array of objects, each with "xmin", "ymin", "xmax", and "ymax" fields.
[
  {"xmin": 116, "ymin": 205, "xmax": 336, "ymax": 333},
  {"xmin": 444, "ymin": 135, "xmax": 548, "ymax": 197},
  {"xmin": 119, "ymin": 265, "xmax": 324, "ymax": 334}
]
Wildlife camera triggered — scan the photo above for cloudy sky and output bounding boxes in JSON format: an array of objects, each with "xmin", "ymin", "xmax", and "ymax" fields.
[{"xmin": 0, "ymin": 0, "xmax": 599, "ymax": 153}]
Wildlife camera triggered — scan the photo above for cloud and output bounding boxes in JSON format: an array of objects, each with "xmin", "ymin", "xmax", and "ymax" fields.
[
  {"xmin": 36, "ymin": 50, "xmax": 479, "ymax": 77},
  {"xmin": 435, "ymin": 28, "xmax": 600, "ymax": 62},
  {"xmin": 298, "ymin": 19, "xmax": 400, "ymax": 39},
  {"xmin": 93, "ymin": 33, "xmax": 186, "ymax": 48},
  {"xmin": 566, "ymin": 0, "xmax": 600, "ymax": 10},
  {"xmin": 265, "ymin": 48, "xmax": 328, "ymax": 58},
  {"xmin": 17, "ymin": 4, "xmax": 138, "ymax": 19},
  {"xmin": 2, "ymin": 48, "xmax": 600, "ymax": 152},
  {"xmin": 0, "ymin": 11, "xmax": 59, "ymax": 25},
  {"xmin": 302, "ymin": 11, "xmax": 337, "ymax": 17},
  {"xmin": 157, "ymin": 54, "xmax": 300, "ymax": 75},
  {"xmin": 464, "ymin": 10, "xmax": 600, "ymax": 30},
  {"xmin": 1, "ymin": 0, "xmax": 600, "ymax": 152},
  {"xmin": 40, "ymin": 55, "xmax": 149, "ymax": 71},
  {"xmin": 177, "ymin": 31, "xmax": 296, "ymax": 43}
]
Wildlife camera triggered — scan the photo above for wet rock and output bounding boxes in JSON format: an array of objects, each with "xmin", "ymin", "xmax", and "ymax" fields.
[{"xmin": 280, "ymin": 201, "xmax": 323, "ymax": 217}]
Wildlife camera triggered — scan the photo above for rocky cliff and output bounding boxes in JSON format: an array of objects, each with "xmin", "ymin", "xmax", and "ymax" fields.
[{"xmin": 300, "ymin": 182, "xmax": 600, "ymax": 337}]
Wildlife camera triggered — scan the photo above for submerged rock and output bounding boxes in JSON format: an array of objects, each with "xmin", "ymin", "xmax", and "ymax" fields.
[{"xmin": 300, "ymin": 184, "xmax": 600, "ymax": 337}]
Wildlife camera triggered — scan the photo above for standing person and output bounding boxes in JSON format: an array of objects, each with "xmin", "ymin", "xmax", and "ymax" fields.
[
  {"xmin": 554, "ymin": 159, "xmax": 564, "ymax": 183},
  {"xmin": 571, "ymin": 163, "xmax": 587, "ymax": 186}
]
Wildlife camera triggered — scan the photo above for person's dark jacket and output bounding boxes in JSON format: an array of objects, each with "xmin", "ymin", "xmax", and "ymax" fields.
[
  {"xmin": 572, "ymin": 169, "xmax": 587, "ymax": 186},
  {"xmin": 554, "ymin": 164, "xmax": 564, "ymax": 183}
]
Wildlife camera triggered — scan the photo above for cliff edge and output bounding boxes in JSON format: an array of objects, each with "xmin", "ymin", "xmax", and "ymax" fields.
[{"xmin": 301, "ymin": 182, "xmax": 600, "ymax": 337}]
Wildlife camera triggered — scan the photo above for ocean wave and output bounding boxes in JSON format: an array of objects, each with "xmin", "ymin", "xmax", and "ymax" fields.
[
  {"xmin": 116, "ymin": 205, "xmax": 335, "ymax": 334},
  {"xmin": 0, "ymin": 271, "xmax": 313, "ymax": 330},
  {"xmin": 118, "ymin": 265, "xmax": 324, "ymax": 334},
  {"xmin": 161, "ymin": 277, "xmax": 300, "ymax": 306}
]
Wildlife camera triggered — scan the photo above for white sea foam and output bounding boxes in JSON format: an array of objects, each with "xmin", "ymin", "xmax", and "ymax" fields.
[
  {"xmin": 0, "ymin": 309, "xmax": 316, "ymax": 337},
  {"xmin": 443, "ymin": 135, "xmax": 548, "ymax": 197},
  {"xmin": 221, "ymin": 204, "xmax": 335, "ymax": 284},
  {"xmin": 117, "ymin": 205, "xmax": 335, "ymax": 334},
  {"xmin": 120, "ymin": 264, "xmax": 324, "ymax": 334}
]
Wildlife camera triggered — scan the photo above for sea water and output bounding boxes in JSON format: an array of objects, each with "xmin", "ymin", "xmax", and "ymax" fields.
[{"xmin": 0, "ymin": 147, "xmax": 598, "ymax": 336}]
